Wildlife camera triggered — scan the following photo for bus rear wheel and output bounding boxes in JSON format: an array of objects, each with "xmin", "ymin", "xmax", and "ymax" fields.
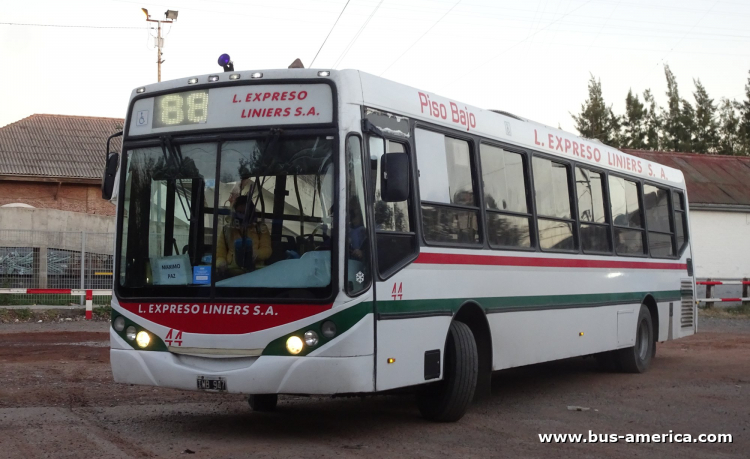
[
  {"xmin": 616, "ymin": 304, "xmax": 655, "ymax": 373},
  {"xmin": 248, "ymin": 394, "xmax": 278, "ymax": 412},
  {"xmin": 416, "ymin": 321, "xmax": 478, "ymax": 422}
]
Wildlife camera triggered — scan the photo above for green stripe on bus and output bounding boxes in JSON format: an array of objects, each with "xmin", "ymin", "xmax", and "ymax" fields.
[
  {"xmin": 262, "ymin": 301, "xmax": 373, "ymax": 356},
  {"xmin": 377, "ymin": 290, "xmax": 681, "ymax": 315}
]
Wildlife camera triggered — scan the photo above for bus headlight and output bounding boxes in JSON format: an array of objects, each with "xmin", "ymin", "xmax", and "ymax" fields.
[
  {"xmin": 135, "ymin": 331, "xmax": 151, "ymax": 349},
  {"xmin": 321, "ymin": 321, "xmax": 337, "ymax": 338},
  {"xmin": 113, "ymin": 316, "xmax": 125, "ymax": 332},
  {"xmin": 126, "ymin": 326, "xmax": 137, "ymax": 341},
  {"xmin": 286, "ymin": 336, "xmax": 304, "ymax": 355},
  {"xmin": 304, "ymin": 330, "xmax": 319, "ymax": 347}
]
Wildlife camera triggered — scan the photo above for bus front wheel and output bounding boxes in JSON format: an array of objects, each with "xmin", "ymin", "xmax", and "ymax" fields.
[
  {"xmin": 248, "ymin": 394, "xmax": 278, "ymax": 412},
  {"xmin": 616, "ymin": 304, "xmax": 655, "ymax": 373},
  {"xmin": 416, "ymin": 321, "xmax": 478, "ymax": 422}
]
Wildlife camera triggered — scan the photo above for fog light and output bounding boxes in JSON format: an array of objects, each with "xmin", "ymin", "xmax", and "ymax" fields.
[
  {"xmin": 135, "ymin": 331, "xmax": 151, "ymax": 349},
  {"xmin": 321, "ymin": 320, "xmax": 336, "ymax": 338},
  {"xmin": 250, "ymin": 72, "xmax": 263, "ymax": 79},
  {"xmin": 113, "ymin": 316, "xmax": 125, "ymax": 332},
  {"xmin": 136, "ymin": 87, "xmax": 146, "ymax": 93},
  {"xmin": 304, "ymin": 330, "xmax": 319, "ymax": 347},
  {"xmin": 125, "ymin": 326, "xmax": 137, "ymax": 341},
  {"xmin": 286, "ymin": 336, "xmax": 303, "ymax": 355},
  {"xmin": 317, "ymin": 70, "xmax": 330, "ymax": 77},
  {"xmin": 208, "ymin": 75, "xmax": 219, "ymax": 82},
  {"xmin": 188, "ymin": 78, "xmax": 198, "ymax": 84},
  {"xmin": 229, "ymin": 73, "xmax": 241, "ymax": 80}
]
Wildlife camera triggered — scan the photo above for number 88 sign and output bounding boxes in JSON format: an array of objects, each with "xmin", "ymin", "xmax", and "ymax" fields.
[{"xmin": 153, "ymin": 90, "xmax": 209, "ymax": 128}]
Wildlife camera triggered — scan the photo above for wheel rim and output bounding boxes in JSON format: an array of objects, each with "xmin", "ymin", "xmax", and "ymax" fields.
[{"xmin": 637, "ymin": 320, "xmax": 650, "ymax": 361}]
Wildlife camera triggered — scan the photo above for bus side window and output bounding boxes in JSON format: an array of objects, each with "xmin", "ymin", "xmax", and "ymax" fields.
[
  {"xmin": 415, "ymin": 128, "xmax": 480, "ymax": 246},
  {"xmin": 672, "ymin": 190, "xmax": 688, "ymax": 255},
  {"xmin": 367, "ymin": 135, "xmax": 417, "ymax": 275},
  {"xmin": 346, "ymin": 136, "xmax": 371, "ymax": 295},
  {"xmin": 575, "ymin": 167, "xmax": 611, "ymax": 253},
  {"xmin": 533, "ymin": 157, "xmax": 576, "ymax": 251},
  {"xmin": 644, "ymin": 184, "xmax": 674, "ymax": 258},
  {"xmin": 609, "ymin": 175, "xmax": 646, "ymax": 255}
]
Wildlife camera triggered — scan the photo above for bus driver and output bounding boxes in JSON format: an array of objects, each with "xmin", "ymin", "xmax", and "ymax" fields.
[{"xmin": 216, "ymin": 195, "xmax": 272, "ymax": 279}]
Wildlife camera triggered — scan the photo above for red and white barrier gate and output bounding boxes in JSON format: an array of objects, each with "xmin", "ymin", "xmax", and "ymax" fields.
[
  {"xmin": 0, "ymin": 288, "xmax": 112, "ymax": 320},
  {"xmin": 696, "ymin": 279, "xmax": 750, "ymax": 305}
]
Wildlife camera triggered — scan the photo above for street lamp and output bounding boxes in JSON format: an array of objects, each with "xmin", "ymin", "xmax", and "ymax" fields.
[{"xmin": 143, "ymin": 8, "xmax": 178, "ymax": 82}]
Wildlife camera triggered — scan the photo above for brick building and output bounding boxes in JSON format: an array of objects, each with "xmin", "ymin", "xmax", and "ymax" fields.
[{"xmin": 0, "ymin": 114, "xmax": 123, "ymax": 215}]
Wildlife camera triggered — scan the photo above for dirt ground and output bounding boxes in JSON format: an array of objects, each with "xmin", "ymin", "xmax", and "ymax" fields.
[{"xmin": 0, "ymin": 317, "xmax": 748, "ymax": 459}]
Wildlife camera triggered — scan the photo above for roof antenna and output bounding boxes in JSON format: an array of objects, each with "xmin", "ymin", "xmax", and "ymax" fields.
[{"xmin": 288, "ymin": 58, "xmax": 304, "ymax": 69}]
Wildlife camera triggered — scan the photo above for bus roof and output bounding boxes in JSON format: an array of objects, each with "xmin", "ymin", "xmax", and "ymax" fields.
[{"xmin": 128, "ymin": 68, "xmax": 684, "ymax": 187}]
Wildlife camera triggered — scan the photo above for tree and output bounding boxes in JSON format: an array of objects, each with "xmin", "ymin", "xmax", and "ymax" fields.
[
  {"xmin": 661, "ymin": 65, "xmax": 694, "ymax": 152},
  {"xmin": 692, "ymin": 79, "xmax": 719, "ymax": 154},
  {"xmin": 738, "ymin": 70, "xmax": 750, "ymax": 155},
  {"xmin": 622, "ymin": 89, "xmax": 647, "ymax": 149},
  {"xmin": 642, "ymin": 89, "xmax": 661, "ymax": 150},
  {"xmin": 572, "ymin": 74, "xmax": 620, "ymax": 147},
  {"xmin": 718, "ymin": 98, "xmax": 743, "ymax": 156}
]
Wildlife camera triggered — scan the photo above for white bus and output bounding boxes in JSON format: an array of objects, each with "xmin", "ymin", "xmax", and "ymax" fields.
[{"xmin": 103, "ymin": 66, "xmax": 696, "ymax": 422}]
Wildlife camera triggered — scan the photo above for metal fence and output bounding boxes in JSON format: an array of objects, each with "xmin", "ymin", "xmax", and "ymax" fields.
[{"xmin": 0, "ymin": 230, "xmax": 114, "ymax": 306}]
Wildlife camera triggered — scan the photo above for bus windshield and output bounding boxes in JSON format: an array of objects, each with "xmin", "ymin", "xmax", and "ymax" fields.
[{"xmin": 118, "ymin": 134, "xmax": 335, "ymax": 300}]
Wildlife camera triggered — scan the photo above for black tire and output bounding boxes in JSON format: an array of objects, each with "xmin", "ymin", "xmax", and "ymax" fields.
[
  {"xmin": 416, "ymin": 321, "xmax": 478, "ymax": 422},
  {"xmin": 615, "ymin": 305, "xmax": 655, "ymax": 373},
  {"xmin": 248, "ymin": 394, "xmax": 278, "ymax": 412}
]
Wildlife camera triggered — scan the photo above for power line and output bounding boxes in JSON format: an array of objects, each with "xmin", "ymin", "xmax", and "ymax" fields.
[
  {"xmin": 0, "ymin": 22, "xmax": 146, "ymax": 29},
  {"xmin": 310, "ymin": 0, "xmax": 352, "ymax": 68},
  {"xmin": 379, "ymin": 0, "xmax": 462, "ymax": 77},
  {"xmin": 332, "ymin": 0, "xmax": 385, "ymax": 69},
  {"xmin": 440, "ymin": 0, "xmax": 594, "ymax": 90}
]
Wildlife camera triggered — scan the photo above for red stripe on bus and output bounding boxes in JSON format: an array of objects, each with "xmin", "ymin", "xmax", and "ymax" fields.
[
  {"xmin": 415, "ymin": 252, "xmax": 687, "ymax": 270},
  {"xmin": 26, "ymin": 289, "xmax": 72, "ymax": 294}
]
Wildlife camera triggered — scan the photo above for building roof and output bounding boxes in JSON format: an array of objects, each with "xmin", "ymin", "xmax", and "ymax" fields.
[
  {"xmin": 625, "ymin": 149, "xmax": 750, "ymax": 210},
  {"xmin": 0, "ymin": 114, "xmax": 123, "ymax": 181}
]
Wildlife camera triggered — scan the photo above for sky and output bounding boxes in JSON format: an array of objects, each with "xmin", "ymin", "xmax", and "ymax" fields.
[{"xmin": 2, "ymin": 0, "xmax": 749, "ymax": 133}]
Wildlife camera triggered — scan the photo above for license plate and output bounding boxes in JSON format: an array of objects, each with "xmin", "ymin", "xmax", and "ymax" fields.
[{"xmin": 196, "ymin": 376, "xmax": 227, "ymax": 391}]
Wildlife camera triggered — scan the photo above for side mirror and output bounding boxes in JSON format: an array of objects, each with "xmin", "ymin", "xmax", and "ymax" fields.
[
  {"xmin": 102, "ymin": 153, "xmax": 119, "ymax": 200},
  {"xmin": 380, "ymin": 152, "xmax": 409, "ymax": 202}
]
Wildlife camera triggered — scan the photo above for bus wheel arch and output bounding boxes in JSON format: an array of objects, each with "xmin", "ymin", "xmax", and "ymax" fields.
[
  {"xmin": 642, "ymin": 294, "xmax": 660, "ymax": 343},
  {"xmin": 454, "ymin": 302, "xmax": 492, "ymax": 400}
]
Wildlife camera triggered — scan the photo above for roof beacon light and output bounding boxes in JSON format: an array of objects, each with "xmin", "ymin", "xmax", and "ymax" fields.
[
  {"xmin": 208, "ymin": 75, "xmax": 219, "ymax": 82},
  {"xmin": 317, "ymin": 71, "xmax": 331, "ymax": 77},
  {"xmin": 218, "ymin": 53, "xmax": 234, "ymax": 73},
  {"xmin": 250, "ymin": 72, "xmax": 263, "ymax": 79}
]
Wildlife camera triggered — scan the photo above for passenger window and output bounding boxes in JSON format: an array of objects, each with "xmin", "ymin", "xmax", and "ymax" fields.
[
  {"xmin": 575, "ymin": 167, "xmax": 611, "ymax": 253},
  {"xmin": 609, "ymin": 176, "xmax": 645, "ymax": 255},
  {"xmin": 416, "ymin": 129, "xmax": 480, "ymax": 245},
  {"xmin": 644, "ymin": 184, "xmax": 674, "ymax": 258},
  {"xmin": 533, "ymin": 157, "xmax": 575, "ymax": 251},
  {"xmin": 480, "ymin": 145, "xmax": 531, "ymax": 248},
  {"xmin": 368, "ymin": 135, "xmax": 417, "ymax": 275},
  {"xmin": 673, "ymin": 191, "xmax": 688, "ymax": 254}
]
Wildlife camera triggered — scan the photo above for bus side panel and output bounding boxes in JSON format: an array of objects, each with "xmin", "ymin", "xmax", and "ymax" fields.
[{"xmin": 488, "ymin": 304, "xmax": 640, "ymax": 370}]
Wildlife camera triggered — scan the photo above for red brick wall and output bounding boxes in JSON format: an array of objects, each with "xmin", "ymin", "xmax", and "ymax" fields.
[{"xmin": 0, "ymin": 181, "xmax": 115, "ymax": 215}]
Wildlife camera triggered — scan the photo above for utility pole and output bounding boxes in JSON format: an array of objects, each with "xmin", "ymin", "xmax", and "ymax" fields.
[{"xmin": 142, "ymin": 8, "xmax": 178, "ymax": 82}]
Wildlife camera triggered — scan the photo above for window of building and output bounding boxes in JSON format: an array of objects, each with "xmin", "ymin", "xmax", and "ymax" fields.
[
  {"xmin": 480, "ymin": 144, "xmax": 531, "ymax": 248},
  {"xmin": 533, "ymin": 157, "xmax": 575, "ymax": 251},
  {"xmin": 575, "ymin": 167, "xmax": 611, "ymax": 253},
  {"xmin": 416, "ymin": 129, "xmax": 480, "ymax": 246},
  {"xmin": 609, "ymin": 175, "xmax": 645, "ymax": 255}
]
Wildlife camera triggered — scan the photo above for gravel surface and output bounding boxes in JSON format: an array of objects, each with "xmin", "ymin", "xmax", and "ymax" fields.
[{"xmin": 0, "ymin": 315, "xmax": 747, "ymax": 458}]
